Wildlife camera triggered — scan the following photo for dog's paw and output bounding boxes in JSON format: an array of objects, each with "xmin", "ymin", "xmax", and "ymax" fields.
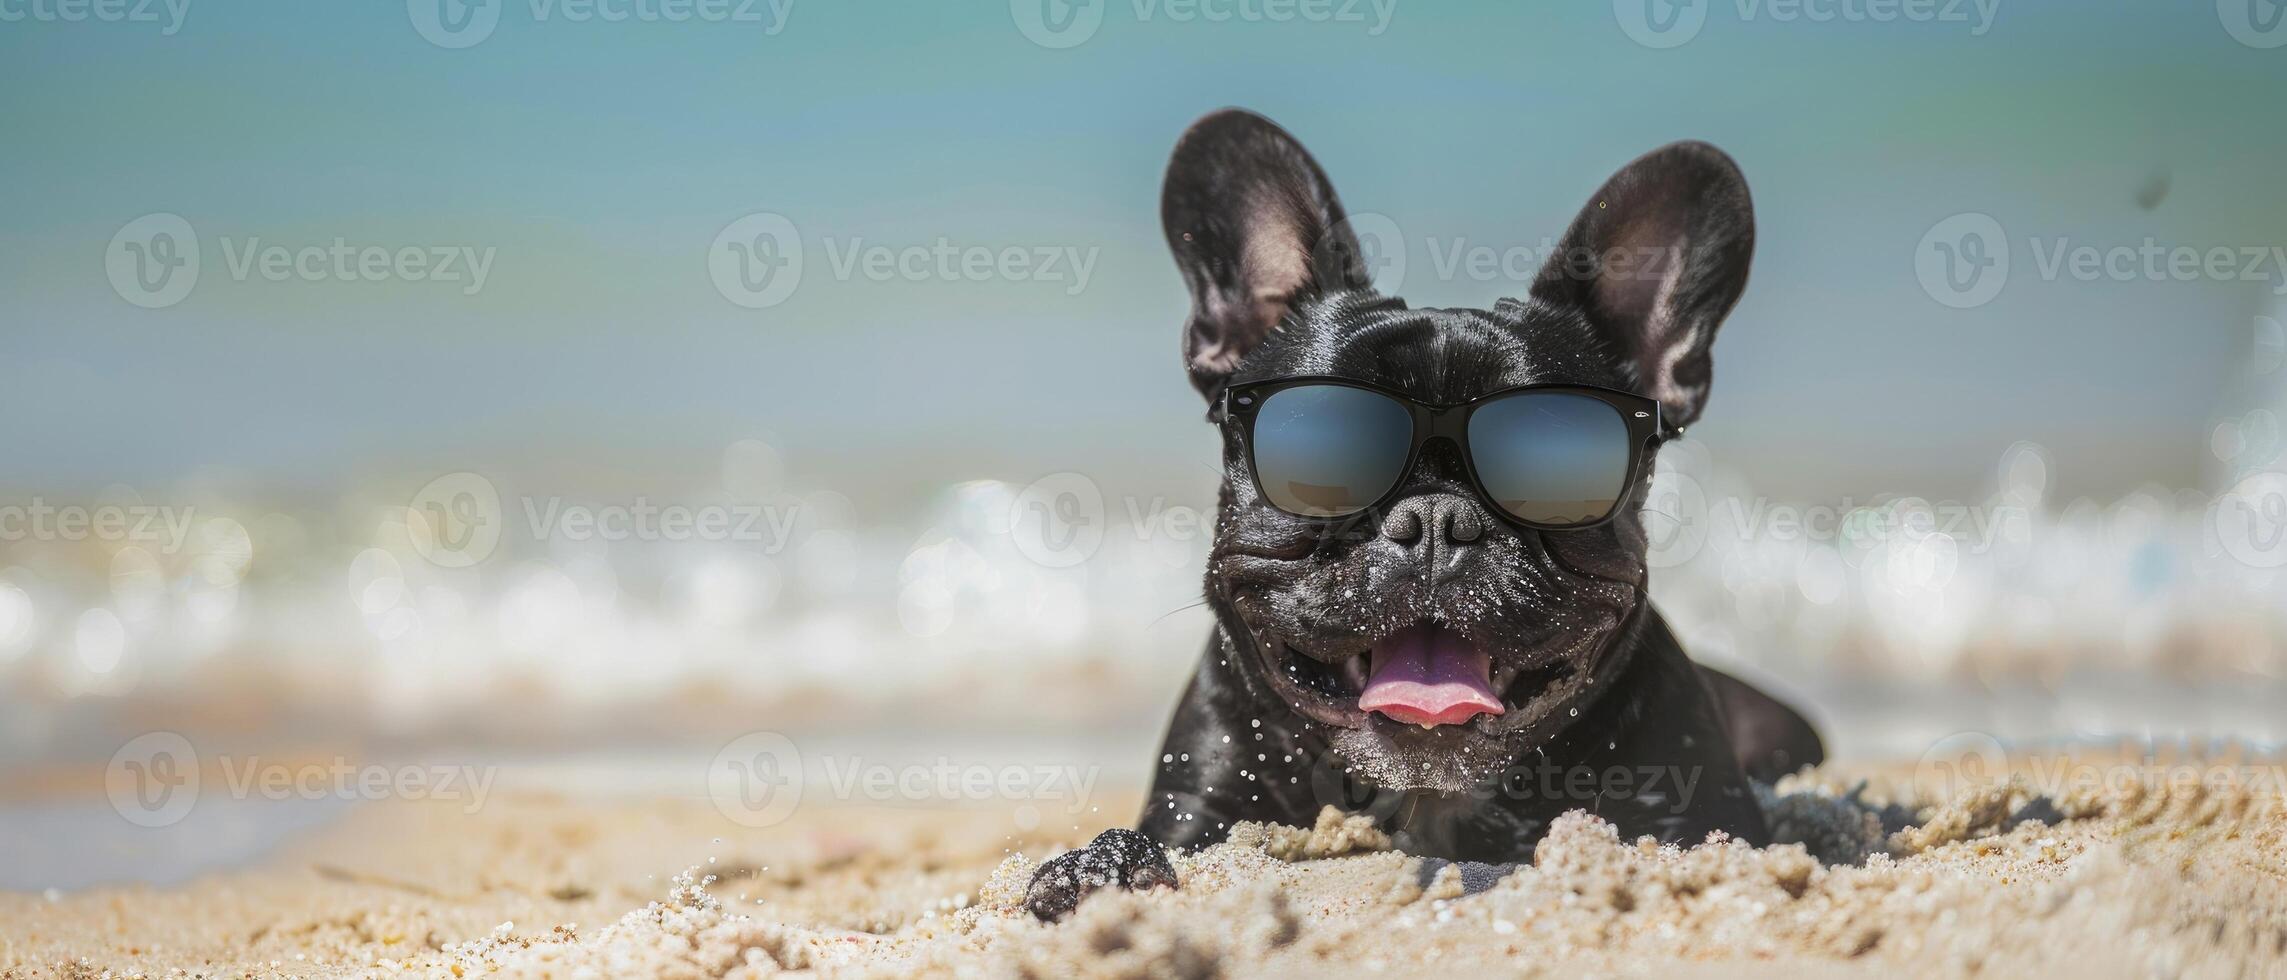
[{"xmin": 1024, "ymin": 828, "xmax": 1179, "ymax": 922}]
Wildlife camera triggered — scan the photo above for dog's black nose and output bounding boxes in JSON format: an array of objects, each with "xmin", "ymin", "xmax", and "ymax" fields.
[{"xmin": 1380, "ymin": 493, "xmax": 1485, "ymax": 547}]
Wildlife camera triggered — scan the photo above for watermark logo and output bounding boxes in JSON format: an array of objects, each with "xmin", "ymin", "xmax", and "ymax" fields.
[
  {"xmin": 106, "ymin": 214, "xmax": 497, "ymax": 306},
  {"xmin": 1915, "ymin": 730, "xmax": 2009, "ymax": 801},
  {"xmin": 1009, "ymin": 471, "xmax": 1105, "ymax": 568},
  {"xmin": 711, "ymin": 215, "xmax": 1122, "ymax": 306},
  {"xmin": 1613, "ymin": 0, "xmax": 1706, "ymax": 48},
  {"xmin": 107, "ymin": 732, "xmax": 200, "ymax": 828},
  {"xmin": 1302, "ymin": 746, "xmax": 1706, "ymax": 816},
  {"xmin": 1012, "ymin": 0, "xmax": 1395, "ymax": 49},
  {"xmin": 1304, "ymin": 750, "xmax": 1409, "ymax": 823},
  {"xmin": 819, "ymin": 238, "xmax": 1099, "ymax": 295},
  {"xmin": 1301, "ymin": 214, "xmax": 1688, "ymax": 292},
  {"xmin": 1916, "ymin": 731, "xmax": 2287, "ymax": 805},
  {"xmin": 0, "ymin": 0, "xmax": 190, "ymax": 34},
  {"xmin": 708, "ymin": 731, "xmax": 804, "ymax": 828},
  {"xmin": 1916, "ymin": 211, "xmax": 2008, "ymax": 308},
  {"xmin": 1642, "ymin": 467, "xmax": 1709, "ymax": 569},
  {"xmin": 0, "ymin": 498, "xmax": 197, "ymax": 553},
  {"xmin": 213, "ymin": 238, "xmax": 495, "ymax": 294},
  {"xmin": 409, "ymin": 0, "xmax": 792, "ymax": 49},
  {"xmin": 814, "ymin": 757, "xmax": 1100, "ymax": 817},
  {"xmin": 707, "ymin": 732, "xmax": 1103, "ymax": 828},
  {"xmin": 2219, "ymin": 0, "xmax": 2287, "ymax": 48},
  {"xmin": 1319, "ymin": 211, "xmax": 1406, "ymax": 295},
  {"xmin": 523, "ymin": 497, "xmax": 799, "ymax": 547},
  {"xmin": 405, "ymin": 472, "xmax": 801, "ymax": 567},
  {"xmin": 1010, "ymin": 0, "xmax": 1103, "ymax": 47},
  {"xmin": 2215, "ymin": 471, "xmax": 2287, "ymax": 568},
  {"xmin": 108, "ymin": 734, "xmax": 497, "ymax": 827},
  {"xmin": 407, "ymin": 0, "xmax": 500, "ymax": 47},
  {"xmin": 1638, "ymin": 472, "xmax": 2027, "ymax": 569},
  {"xmin": 1617, "ymin": 0, "xmax": 1998, "ymax": 48},
  {"xmin": 408, "ymin": 471, "xmax": 504, "ymax": 568},
  {"xmin": 106, "ymin": 213, "xmax": 201, "ymax": 309},
  {"xmin": 1918, "ymin": 212, "xmax": 2287, "ymax": 308},
  {"xmin": 710, "ymin": 212, "xmax": 804, "ymax": 309}
]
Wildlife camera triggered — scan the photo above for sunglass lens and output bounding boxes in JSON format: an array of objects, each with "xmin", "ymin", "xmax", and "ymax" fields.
[
  {"xmin": 1466, "ymin": 391, "xmax": 1632, "ymax": 526},
  {"xmin": 1250, "ymin": 385, "xmax": 1414, "ymax": 517}
]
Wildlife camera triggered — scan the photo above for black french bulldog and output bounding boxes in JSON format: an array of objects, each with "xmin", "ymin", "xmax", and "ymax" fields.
[{"xmin": 1026, "ymin": 109, "xmax": 1822, "ymax": 922}]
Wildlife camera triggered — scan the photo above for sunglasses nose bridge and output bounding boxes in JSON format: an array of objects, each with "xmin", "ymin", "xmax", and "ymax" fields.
[
  {"xmin": 1398, "ymin": 431, "xmax": 1476, "ymax": 496},
  {"xmin": 1420, "ymin": 403, "xmax": 1469, "ymax": 444}
]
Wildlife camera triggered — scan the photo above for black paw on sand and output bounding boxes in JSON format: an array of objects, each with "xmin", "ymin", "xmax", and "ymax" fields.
[{"xmin": 1024, "ymin": 828, "xmax": 1179, "ymax": 922}]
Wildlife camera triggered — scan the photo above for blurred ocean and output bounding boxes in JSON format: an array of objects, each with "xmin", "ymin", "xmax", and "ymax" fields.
[{"xmin": 4, "ymin": 419, "xmax": 2285, "ymax": 773}]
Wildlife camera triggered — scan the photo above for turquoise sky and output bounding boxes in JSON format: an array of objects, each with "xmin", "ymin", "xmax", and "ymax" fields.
[{"xmin": 4, "ymin": 0, "xmax": 2284, "ymax": 501}]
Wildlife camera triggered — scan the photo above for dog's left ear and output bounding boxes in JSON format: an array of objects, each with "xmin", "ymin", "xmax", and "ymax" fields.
[
  {"xmin": 1530, "ymin": 142, "xmax": 1754, "ymax": 431},
  {"xmin": 1163, "ymin": 109, "xmax": 1372, "ymax": 399}
]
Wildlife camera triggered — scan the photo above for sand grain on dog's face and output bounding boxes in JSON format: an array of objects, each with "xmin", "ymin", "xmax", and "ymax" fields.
[{"xmin": 7, "ymin": 758, "xmax": 2284, "ymax": 978}]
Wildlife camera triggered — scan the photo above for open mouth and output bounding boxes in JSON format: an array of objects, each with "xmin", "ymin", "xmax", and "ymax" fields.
[{"xmin": 1263, "ymin": 622, "xmax": 1577, "ymax": 731}]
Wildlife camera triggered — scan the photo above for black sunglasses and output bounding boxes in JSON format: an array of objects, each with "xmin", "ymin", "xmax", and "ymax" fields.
[{"xmin": 1217, "ymin": 377, "xmax": 1669, "ymax": 530}]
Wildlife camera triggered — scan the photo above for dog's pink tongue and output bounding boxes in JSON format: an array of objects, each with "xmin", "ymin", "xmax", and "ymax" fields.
[{"xmin": 1358, "ymin": 625, "xmax": 1505, "ymax": 727}]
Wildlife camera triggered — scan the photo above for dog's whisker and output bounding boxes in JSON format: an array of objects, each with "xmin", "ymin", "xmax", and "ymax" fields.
[{"xmin": 1149, "ymin": 599, "xmax": 1211, "ymax": 627}]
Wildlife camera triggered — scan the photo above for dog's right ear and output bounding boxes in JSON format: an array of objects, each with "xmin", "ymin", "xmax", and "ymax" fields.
[{"xmin": 1162, "ymin": 109, "xmax": 1368, "ymax": 399}]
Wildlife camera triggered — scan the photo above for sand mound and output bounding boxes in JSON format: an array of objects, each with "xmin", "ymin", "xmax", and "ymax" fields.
[
  {"xmin": 8, "ymin": 759, "xmax": 2285, "ymax": 979},
  {"xmin": 416, "ymin": 773, "xmax": 2286, "ymax": 979}
]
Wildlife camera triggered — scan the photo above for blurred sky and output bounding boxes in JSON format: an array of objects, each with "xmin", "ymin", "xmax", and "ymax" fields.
[{"xmin": 3, "ymin": 0, "xmax": 2285, "ymax": 505}]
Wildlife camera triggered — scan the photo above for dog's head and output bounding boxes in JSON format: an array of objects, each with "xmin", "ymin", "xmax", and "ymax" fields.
[{"xmin": 1166, "ymin": 109, "xmax": 1754, "ymax": 792}]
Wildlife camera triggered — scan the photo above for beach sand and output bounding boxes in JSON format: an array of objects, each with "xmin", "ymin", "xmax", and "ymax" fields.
[{"xmin": 6, "ymin": 755, "xmax": 2285, "ymax": 979}]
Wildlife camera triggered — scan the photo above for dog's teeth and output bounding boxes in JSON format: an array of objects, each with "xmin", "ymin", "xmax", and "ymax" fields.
[{"xmin": 1419, "ymin": 722, "xmax": 1435, "ymax": 731}]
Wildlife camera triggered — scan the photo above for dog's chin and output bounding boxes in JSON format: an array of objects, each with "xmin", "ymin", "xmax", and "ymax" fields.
[
  {"xmin": 1242, "ymin": 615, "xmax": 1626, "ymax": 793},
  {"xmin": 1323, "ymin": 725, "xmax": 1519, "ymax": 794}
]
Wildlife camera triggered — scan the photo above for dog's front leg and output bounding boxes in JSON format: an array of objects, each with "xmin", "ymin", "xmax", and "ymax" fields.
[
  {"xmin": 1025, "ymin": 640, "xmax": 1292, "ymax": 921},
  {"xmin": 1021, "ymin": 827, "xmax": 1178, "ymax": 922}
]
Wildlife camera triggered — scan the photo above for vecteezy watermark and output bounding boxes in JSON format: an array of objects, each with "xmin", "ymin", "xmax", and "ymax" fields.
[
  {"xmin": 1716, "ymin": 495, "xmax": 2023, "ymax": 551},
  {"xmin": 406, "ymin": 471, "xmax": 802, "ymax": 567},
  {"xmin": 1424, "ymin": 237, "xmax": 1686, "ymax": 290},
  {"xmin": 106, "ymin": 732, "xmax": 200, "ymax": 828},
  {"xmin": 1915, "ymin": 731, "xmax": 2287, "ymax": 805},
  {"xmin": 814, "ymin": 757, "xmax": 1100, "ymax": 813},
  {"xmin": 107, "ymin": 732, "xmax": 497, "ymax": 827},
  {"xmin": 105, "ymin": 214, "xmax": 497, "ymax": 309},
  {"xmin": 1613, "ymin": 0, "xmax": 1998, "ymax": 48},
  {"xmin": 2218, "ymin": 0, "xmax": 2287, "ymax": 48},
  {"xmin": 1642, "ymin": 477, "xmax": 2029, "ymax": 569},
  {"xmin": 2214, "ymin": 471, "xmax": 2287, "ymax": 568},
  {"xmin": 1010, "ymin": 0, "xmax": 1395, "ymax": 49},
  {"xmin": 706, "ymin": 212, "xmax": 1101, "ymax": 309},
  {"xmin": 820, "ymin": 237, "xmax": 1099, "ymax": 296},
  {"xmin": 706, "ymin": 731, "xmax": 1103, "ymax": 829},
  {"xmin": 213, "ymin": 237, "xmax": 495, "ymax": 294},
  {"xmin": 407, "ymin": 472, "xmax": 504, "ymax": 569},
  {"xmin": 1008, "ymin": 472, "xmax": 1107, "ymax": 568},
  {"xmin": 709, "ymin": 731, "xmax": 803, "ymax": 827},
  {"xmin": 1303, "ymin": 750, "xmax": 1707, "ymax": 822},
  {"xmin": 0, "ymin": 498, "xmax": 198, "ymax": 554},
  {"xmin": 1916, "ymin": 211, "xmax": 2287, "ymax": 308},
  {"xmin": 105, "ymin": 213, "xmax": 200, "ymax": 309},
  {"xmin": 709, "ymin": 212, "xmax": 804, "ymax": 309},
  {"xmin": 1003, "ymin": 471, "xmax": 1225, "ymax": 567},
  {"xmin": 407, "ymin": 0, "xmax": 793, "ymax": 50},
  {"xmin": 0, "ymin": 0, "xmax": 189, "ymax": 34},
  {"xmin": 1913, "ymin": 212, "xmax": 2009, "ymax": 309},
  {"xmin": 1309, "ymin": 213, "xmax": 1693, "ymax": 298}
]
